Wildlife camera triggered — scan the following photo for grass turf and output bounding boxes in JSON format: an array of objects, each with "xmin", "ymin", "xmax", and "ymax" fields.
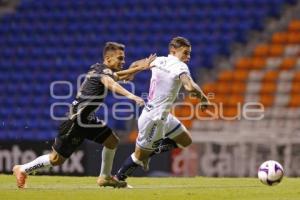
[{"xmin": 0, "ymin": 175, "xmax": 299, "ymax": 200}]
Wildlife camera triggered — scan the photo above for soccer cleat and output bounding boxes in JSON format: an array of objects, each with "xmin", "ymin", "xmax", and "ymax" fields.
[
  {"xmin": 12, "ymin": 165, "xmax": 28, "ymax": 189},
  {"xmin": 97, "ymin": 176, "xmax": 127, "ymax": 188}
]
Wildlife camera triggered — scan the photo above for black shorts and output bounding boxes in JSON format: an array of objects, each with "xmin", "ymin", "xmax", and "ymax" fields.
[{"xmin": 52, "ymin": 118, "xmax": 113, "ymax": 158}]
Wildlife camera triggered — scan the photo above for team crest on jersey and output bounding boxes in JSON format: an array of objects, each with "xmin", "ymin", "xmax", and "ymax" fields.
[{"xmin": 159, "ymin": 60, "xmax": 166, "ymax": 66}]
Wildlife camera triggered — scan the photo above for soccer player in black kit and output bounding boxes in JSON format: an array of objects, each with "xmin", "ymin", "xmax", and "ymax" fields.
[{"xmin": 12, "ymin": 42, "xmax": 156, "ymax": 189}]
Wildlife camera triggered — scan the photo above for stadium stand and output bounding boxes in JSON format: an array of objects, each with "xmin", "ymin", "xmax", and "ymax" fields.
[
  {"xmin": 0, "ymin": 0, "xmax": 297, "ymax": 140},
  {"xmin": 191, "ymin": 18, "xmax": 300, "ymax": 142}
]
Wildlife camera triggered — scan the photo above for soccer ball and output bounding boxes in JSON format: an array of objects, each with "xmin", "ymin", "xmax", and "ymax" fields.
[{"xmin": 258, "ymin": 160, "xmax": 284, "ymax": 186}]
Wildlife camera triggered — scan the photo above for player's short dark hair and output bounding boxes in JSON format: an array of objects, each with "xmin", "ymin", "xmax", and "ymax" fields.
[
  {"xmin": 169, "ymin": 36, "xmax": 191, "ymax": 50},
  {"xmin": 103, "ymin": 42, "xmax": 125, "ymax": 57}
]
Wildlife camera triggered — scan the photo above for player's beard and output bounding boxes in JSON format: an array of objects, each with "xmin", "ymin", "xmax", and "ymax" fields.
[{"xmin": 116, "ymin": 65, "xmax": 123, "ymax": 71}]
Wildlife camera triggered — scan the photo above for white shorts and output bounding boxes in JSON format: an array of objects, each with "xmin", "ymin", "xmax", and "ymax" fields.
[{"xmin": 136, "ymin": 109, "xmax": 187, "ymax": 151}]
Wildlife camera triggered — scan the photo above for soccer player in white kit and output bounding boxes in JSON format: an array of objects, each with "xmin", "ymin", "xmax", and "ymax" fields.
[{"xmin": 116, "ymin": 36, "xmax": 209, "ymax": 182}]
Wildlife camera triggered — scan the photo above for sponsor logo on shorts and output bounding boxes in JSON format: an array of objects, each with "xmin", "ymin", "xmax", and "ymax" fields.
[{"xmin": 146, "ymin": 123, "xmax": 157, "ymax": 143}]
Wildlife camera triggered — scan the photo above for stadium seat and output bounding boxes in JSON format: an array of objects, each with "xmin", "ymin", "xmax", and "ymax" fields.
[{"xmin": 279, "ymin": 57, "xmax": 297, "ymax": 70}]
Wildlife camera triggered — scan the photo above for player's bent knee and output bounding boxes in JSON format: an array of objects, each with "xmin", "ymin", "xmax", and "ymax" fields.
[
  {"xmin": 103, "ymin": 133, "xmax": 119, "ymax": 149},
  {"xmin": 134, "ymin": 147, "xmax": 152, "ymax": 161},
  {"xmin": 49, "ymin": 152, "xmax": 66, "ymax": 166}
]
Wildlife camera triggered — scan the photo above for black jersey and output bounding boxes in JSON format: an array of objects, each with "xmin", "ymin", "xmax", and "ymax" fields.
[{"xmin": 69, "ymin": 63, "xmax": 115, "ymax": 122}]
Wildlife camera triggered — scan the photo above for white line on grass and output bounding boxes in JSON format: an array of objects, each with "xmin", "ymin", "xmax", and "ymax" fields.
[{"xmin": 0, "ymin": 184, "xmax": 260, "ymax": 190}]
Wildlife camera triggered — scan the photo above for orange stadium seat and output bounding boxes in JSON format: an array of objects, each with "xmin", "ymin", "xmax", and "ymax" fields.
[
  {"xmin": 222, "ymin": 107, "xmax": 238, "ymax": 118},
  {"xmin": 269, "ymin": 44, "xmax": 284, "ymax": 57},
  {"xmin": 172, "ymin": 104, "xmax": 192, "ymax": 117},
  {"xmin": 235, "ymin": 57, "xmax": 251, "ymax": 69},
  {"xmin": 253, "ymin": 44, "xmax": 269, "ymax": 57},
  {"xmin": 181, "ymin": 119, "xmax": 193, "ymax": 129},
  {"xmin": 293, "ymin": 72, "xmax": 300, "ymax": 81},
  {"xmin": 232, "ymin": 70, "xmax": 249, "ymax": 81},
  {"xmin": 287, "ymin": 32, "xmax": 300, "ymax": 44},
  {"xmin": 272, "ymin": 32, "xmax": 288, "ymax": 44},
  {"xmin": 262, "ymin": 71, "xmax": 279, "ymax": 82},
  {"xmin": 289, "ymin": 94, "xmax": 300, "ymax": 107},
  {"xmin": 202, "ymin": 83, "xmax": 217, "ymax": 94},
  {"xmin": 288, "ymin": 20, "xmax": 300, "ymax": 32},
  {"xmin": 226, "ymin": 94, "xmax": 244, "ymax": 107},
  {"xmin": 279, "ymin": 57, "xmax": 297, "ymax": 70},
  {"xmin": 260, "ymin": 82, "xmax": 277, "ymax": 94},
  {"xmin": 291, "ymin": 81, "xmax": 300, "ymax": 93},
  {"xmin": 231, "ymin": 81, "xmax": 246, "ymax": 94},
  {"xmin": 259, "ymin": 94, "xmax": 274, "ymax": 107},
  {"xmin": 251, "ymin": 57, "xmax": 266, "ymax": 69},
  {"xmin": 195, "ymin": 108, "xmax": 208, "ymax": 118},
  {"xmin": 211, "ymin": 94, "xmax": 228, "ymax": 105},
  {"xmin": 218, "ymin": 70, "xmax": 233, "ymax": 81},
  {"xmin": 217, "ymin": 82, "xmax": 232, "ymax": 94}
]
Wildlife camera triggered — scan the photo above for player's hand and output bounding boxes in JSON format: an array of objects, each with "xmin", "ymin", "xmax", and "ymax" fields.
[
  {"xmin": 123, "ymin": 73, "xmax": 136, "ymax": 81},
  {"xmin": 139, "ymin": 53, "xmax": 157, "ymax": 70},
  {"xmin": 132, "ymin": 96, "xmax": 145, "ymax": 106}
]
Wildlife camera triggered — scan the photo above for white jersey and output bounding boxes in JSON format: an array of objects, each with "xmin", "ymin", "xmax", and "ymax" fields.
[{"xmin": 145, "ymin": 54, "xmax": 191, "ymax": 120}]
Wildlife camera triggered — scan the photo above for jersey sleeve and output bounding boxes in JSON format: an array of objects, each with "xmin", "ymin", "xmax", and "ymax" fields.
[
  {"xmin": 176, "ymin": 63, "xmax": 191, "ymax": 78},
  {"xmin": 99, "ymin": 68, "xmax": 115, "ymax": 79},
  {"xmin": 149, "ymin": 58, "xmax": 158, "ymax": 70}
]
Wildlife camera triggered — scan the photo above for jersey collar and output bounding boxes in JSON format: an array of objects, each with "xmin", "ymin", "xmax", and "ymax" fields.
[
  {"xmin": 101, "ymin": 63, "xmax": 117, "ymax": 72},
  {"xmin": 168, "ymin": 54, "xmax": 181, "ymax": 60}
]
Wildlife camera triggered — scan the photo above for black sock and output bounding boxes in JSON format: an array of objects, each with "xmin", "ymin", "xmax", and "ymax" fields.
[
  {"xmin": 116, "ymin": 155, "xmax": 139, "ymax": 181},
  {"xmin": 150, "ymin": 138, "xmax": 178, "ymax": 157}
]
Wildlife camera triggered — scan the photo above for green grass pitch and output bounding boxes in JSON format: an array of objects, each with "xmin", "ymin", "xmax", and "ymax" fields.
[{"xmin": 0, "ymin": 175, "xmax": 299, "ymax": 200}]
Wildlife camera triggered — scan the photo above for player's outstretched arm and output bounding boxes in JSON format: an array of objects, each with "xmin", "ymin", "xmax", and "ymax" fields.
[
  {"xmin": 115, "ymin": 54, "xmax": 156, "ymax": 81},
  {"xmin": 180, "ymin": 73, "xmax": 209, "ymax": 111},
  {"xmin": 100, "ymin": 75, "xmax": 144, "ymax": 106}
]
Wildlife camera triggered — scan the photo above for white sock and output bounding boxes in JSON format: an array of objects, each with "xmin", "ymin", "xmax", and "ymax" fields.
[
  {"xmin": 131, "ymin": 153, "xmax": 143, "ymax": 166},
  {"xmin": 20, "ymin": 154, "xmax": 51, "ymax": 174},
  {"xmin": 100, "ymin": 147, "xmax": 116, "ymax": 177}
]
